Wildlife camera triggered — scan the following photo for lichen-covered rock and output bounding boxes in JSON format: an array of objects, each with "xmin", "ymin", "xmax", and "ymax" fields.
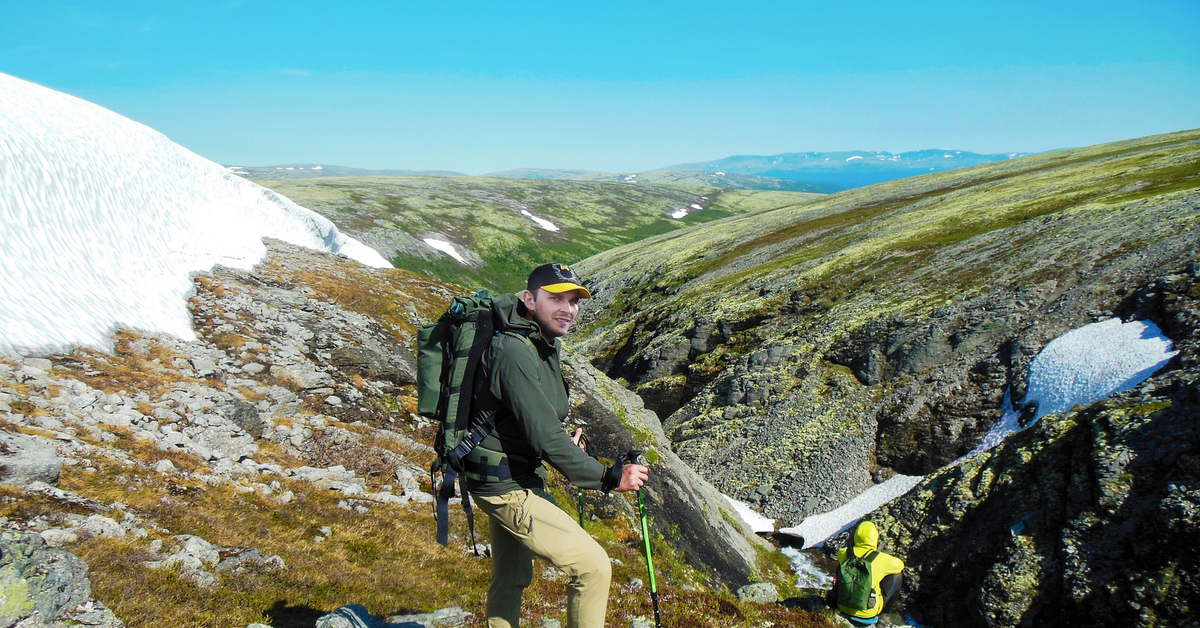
[
  {"xmin": 736, "ymin": 581, "xmax": 779, "ymax": 603},
  {"xmin": 867, "ymin": 265, "xmax": 1200, "ymax": 628},
  {"xmin": 0, "ymin": 529, "xmax": 123, "ymax": 627}
]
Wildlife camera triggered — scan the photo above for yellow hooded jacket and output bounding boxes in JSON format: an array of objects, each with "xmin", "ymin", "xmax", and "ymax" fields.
[{"xmin": 835, "ymin": 521, "xmax": 905, "ymax": 619}]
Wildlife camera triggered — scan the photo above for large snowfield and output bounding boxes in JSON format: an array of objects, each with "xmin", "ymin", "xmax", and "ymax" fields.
[{"xmin": 0, "ymin": 73, "xmax": 391, "ymax": 356}]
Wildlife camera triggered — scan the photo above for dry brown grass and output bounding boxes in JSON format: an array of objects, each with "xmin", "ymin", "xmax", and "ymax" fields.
[
  {"xmin": 63, "ymin": 462, "xmax": 492, "ymax": 628},
  {"xmin": 261, "ymin": 260, "xmax": 451, "ymax": 341},
  {"xmin": 23, "ymin": 447, "xmax": 832, "ymax": 628},
  {"xmin": 53, "ymin": 331, "xmax": 211, "ymax": 396}
]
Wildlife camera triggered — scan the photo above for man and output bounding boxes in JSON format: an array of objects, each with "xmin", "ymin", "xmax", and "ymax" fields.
[
  {"xmin": 461, "ymin": 262, "xmax": 650, "ymax": 628},
  {"xmin": 829, "ymin": 520, "xmax": 905, "ymax": 626}
]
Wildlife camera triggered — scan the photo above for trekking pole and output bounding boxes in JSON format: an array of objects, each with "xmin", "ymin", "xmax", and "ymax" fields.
[
  {"xmin": 576, "ymin": 430, "xmax": 590, "ymax": 527},
  {"xmin": 626, "ymin": 451, "xmax": 661, "ymax": 628}
]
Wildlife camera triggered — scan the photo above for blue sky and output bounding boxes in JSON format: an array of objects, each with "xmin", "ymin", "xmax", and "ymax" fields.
[{"xmin": 4, "ymin": 1, "xmax": 1198, "ymax": 174}]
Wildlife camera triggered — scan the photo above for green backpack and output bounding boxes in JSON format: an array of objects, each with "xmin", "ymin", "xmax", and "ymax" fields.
[
  {"xmin": 417, "ymin": 290, "xmax": 498, "ymax": 552},
  {"xmin": 836, "ymin": 522, "xmax": 879, "ymax": 612}
]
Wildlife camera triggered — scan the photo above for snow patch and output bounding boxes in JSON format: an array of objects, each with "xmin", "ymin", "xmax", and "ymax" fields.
[
  {"xmin": 671, "ymin": 208, "xmax": 689, "ymax": 219},
  {"xmin": 715, "ymin": 171, "xmax": 726, "ymax": 175},
  {"xmin": 422, "ymin": 238, "xmax": 467, "ymax": 265},
  {"xmin": 312, "ymin": 165, "xmax": 323, "ymax": 170},
  {"xmin": 968, "ymin": 318, "xmax": 1177, "ymax": 457},
  {"xmin": 690, "ymin": 204, "xmax": 703, "ymax": 210},
  {"xmin": 520, "ymin": 210, "xmax": 560, "ymax": 232},
  {"xmin": 846, "ymin": 156, "xmax": 863, "ymax": 162},
  {"xmin": 721, "ymin": 495, "xmax": 775, "ymax": 533},
  {"xmin": 779, "ymin": 475, "xmax": 924, "ymax": 549},
  {"xmin": 0, "ymin": 72, "xmax": 390, "ymax": 356}
]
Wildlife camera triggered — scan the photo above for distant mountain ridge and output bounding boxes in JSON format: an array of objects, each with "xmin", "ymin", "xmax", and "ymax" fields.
[
  {"xmin": 232, "ymin": 149, "xmax": 1038, "ymax": 192},
  {"xmin": 669, "ymin": 149, "xmax": 1036, "ymax": 191},
  {"xmin": 484, "ymin": 167, "xmax": 832, "ymax": 193}
]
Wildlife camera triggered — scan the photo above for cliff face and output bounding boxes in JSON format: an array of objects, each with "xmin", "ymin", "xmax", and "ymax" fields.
[
  {"xmin": 570, "ymin": 130, "xmax": 1200, "ymax": 525},
  {"xmin": 561, "ymin": 352, "xmax": 773, "ymax": 586},
  {"xmin": 868, "ymin": 265, "xmax": 1200, "ymax": 628}
]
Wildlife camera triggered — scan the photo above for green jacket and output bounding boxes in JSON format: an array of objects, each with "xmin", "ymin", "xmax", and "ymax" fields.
[{"xmin": 463, "ymin": 292, "xmax": 620, "ymax": 497}]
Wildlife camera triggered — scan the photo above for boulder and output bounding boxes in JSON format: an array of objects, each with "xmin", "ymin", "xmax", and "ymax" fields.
[
  {"xmin": 736, "ymin": 582, "xmax": 780, "ymax": 604},
  {"xmin": 0, "ymin": 432, "xmax": 63, "ymax": 487},
  {"xmin": 0, "ymin": 529, "xmax": 124, "ymax": 627}
]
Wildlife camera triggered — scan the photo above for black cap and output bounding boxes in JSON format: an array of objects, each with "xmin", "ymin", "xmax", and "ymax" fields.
[{"xmin": 526, "ymin": 263, "xmax": 591, "ymax": 298}]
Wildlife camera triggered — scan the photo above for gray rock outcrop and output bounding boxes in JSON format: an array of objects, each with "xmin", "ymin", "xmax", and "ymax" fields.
[
  {"xmin": 0, "ymin": 529, "xmax": 123, "ymax": 627},
  {"xmin": 563, "ymin": 352, "xmax": 773, "ymax": 587},
  {"xmin": 0, "ymin": 432, "xmax": 63, "ymax": 487}
]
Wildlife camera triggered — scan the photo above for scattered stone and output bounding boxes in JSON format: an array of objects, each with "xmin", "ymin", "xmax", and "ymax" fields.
[
  {"xmin": 80, "ymin": 515, "xmax": 125, "ymax": 539},
  {"xmin": 317, "ymin": 604, "xmax": 383, "ymax": 628},
  {"xmin": 736, "ymin": 582, "xmax": 779, "ymax": 604},
  {"xmin": 0, "ymin": 432, "xmax": 65, "ymax": 487},
  {"xmin": 217, "ymin": 548, "xmax": 285, "ymax": 574},
  {"xmin": 387, "ymin": 606, "xmax": 471, "ymax": 628},
  {"xmin": 39, "ymin": 527, "xmax": 79, "ymax": 547}
]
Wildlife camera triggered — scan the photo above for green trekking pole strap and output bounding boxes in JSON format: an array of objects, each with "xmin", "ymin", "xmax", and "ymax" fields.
[{"xmin": 626, "ymin": 451, "xmax": 661, "ymax": 628}]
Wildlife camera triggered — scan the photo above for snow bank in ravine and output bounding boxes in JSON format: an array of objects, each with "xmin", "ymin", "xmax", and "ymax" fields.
[
  {"xmin": 0, "ymin": 73, "xmax": 391, "ymax": 356},
  {"xmin": 768, "ymin": 317, "xmax": 1177, "ymax": 551},
  {"xmin": 969, "ymin": 317, "xmax": 1177, "ymax": 456},
  {"xmin": 779, "ymin": 475, "xmax": 924, "ymax": 549}
]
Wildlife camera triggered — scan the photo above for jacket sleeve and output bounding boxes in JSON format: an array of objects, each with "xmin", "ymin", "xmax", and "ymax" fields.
[
  {"xmin": 875, "ymin": 552, "xmax": 905, "ymax": 576},
  {"xmin": 490, "ymin": 335, "xmax": 613, "ymax": 491}
]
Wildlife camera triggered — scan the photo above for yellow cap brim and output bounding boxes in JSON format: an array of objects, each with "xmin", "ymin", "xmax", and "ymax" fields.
[{"xmin": 539, "ymin": 282, "xmax": 592, "ymax": 299}]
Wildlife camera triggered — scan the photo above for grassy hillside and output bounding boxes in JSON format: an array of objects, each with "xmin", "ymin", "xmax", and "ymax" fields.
[
  {"xmin": 568, "ymin": 129, "xmax": 1200, "ymax": 523},
  {"xmin": 255, "ymin": 175, "xmax": 822, "ymax": 293}
]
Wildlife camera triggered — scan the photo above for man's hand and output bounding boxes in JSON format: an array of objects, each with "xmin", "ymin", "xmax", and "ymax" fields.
[
  {"xmin": 571, "ymin": 428, "xmax": 586, "ymax": 451},
  {"xmin": 614, "ymin": 463, "xmax": 649, "ymax": 492}
]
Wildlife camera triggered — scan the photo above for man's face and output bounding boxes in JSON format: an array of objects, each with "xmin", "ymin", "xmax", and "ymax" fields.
[{"xmin": 522, "ymin": 288, "xmax": 582, "ymax": 338}]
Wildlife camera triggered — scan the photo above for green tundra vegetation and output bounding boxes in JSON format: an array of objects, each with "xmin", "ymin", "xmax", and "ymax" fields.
[
  {"xmin": 566, "ymin": 129, "xmax": 1200, "ymax": 526},
  {"xmin": 256, "ymin": 175, "xmax": 822, "ymax": 293},
  {"xmin": 575, "ymin": 130, "xmax": 1200, "ymax": 329}
]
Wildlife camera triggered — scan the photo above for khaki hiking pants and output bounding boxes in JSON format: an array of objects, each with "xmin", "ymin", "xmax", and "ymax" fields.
[{"xmin": 472, "ymin": 489, "xmax": 612, "ymax": 628}]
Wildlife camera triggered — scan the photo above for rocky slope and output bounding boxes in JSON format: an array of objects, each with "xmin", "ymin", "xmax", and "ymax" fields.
[
  {"xmin": 0, "ymin": 240, "xmax": 776, "ymax": 627},
  {"xmin": 569, "ymin": 129, "xmax": 1200, "ymax": 525},
  {"xmin": 866, "ymin": 264, "xmax": 1200, "ymax": 628}
]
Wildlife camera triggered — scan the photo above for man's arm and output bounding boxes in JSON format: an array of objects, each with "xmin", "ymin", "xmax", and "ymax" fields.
[{"xmin": 492, "ymin": 335, "xmax": 610, "ymax": 489}]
